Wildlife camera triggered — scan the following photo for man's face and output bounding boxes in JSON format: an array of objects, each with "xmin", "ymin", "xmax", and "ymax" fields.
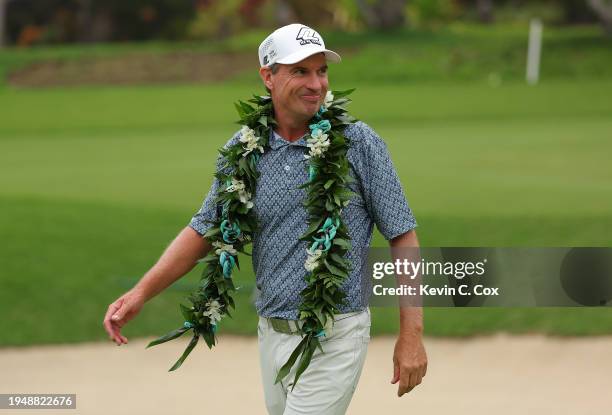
[{"xmin": 261, "ymin": 53, "xmax": 329, "ymax": 120}]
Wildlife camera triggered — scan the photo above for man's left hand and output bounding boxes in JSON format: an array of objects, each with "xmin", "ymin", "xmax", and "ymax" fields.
[{"xmin": 391, "ymin": 334, "xmax": 428, "ymax": 397}]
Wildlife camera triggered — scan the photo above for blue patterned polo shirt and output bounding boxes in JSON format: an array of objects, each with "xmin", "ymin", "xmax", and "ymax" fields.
[{"xmin": 189, "ymin": 121, "xmax": 417, "ymax": 319}]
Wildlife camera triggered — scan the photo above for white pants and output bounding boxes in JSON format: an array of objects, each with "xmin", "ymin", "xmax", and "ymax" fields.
[{"xmin": 257, "ymin": 308, "xmax": 371, "ymax": 415}]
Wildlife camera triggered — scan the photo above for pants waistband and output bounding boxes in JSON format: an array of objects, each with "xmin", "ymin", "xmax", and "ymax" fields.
[{"xmin": 264, "ymin": 309, "xmax": 367, "ymax": 335}]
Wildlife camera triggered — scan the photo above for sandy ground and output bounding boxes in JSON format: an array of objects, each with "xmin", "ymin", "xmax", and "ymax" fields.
[{"xmin": 1, "ymin": 334, "xmax": 610, "ymax": 415}]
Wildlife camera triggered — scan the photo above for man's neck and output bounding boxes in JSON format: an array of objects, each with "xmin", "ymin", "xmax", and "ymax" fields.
[{"xmin": 273, "ymin": 108, "xmax": 309, "ymax": 142}]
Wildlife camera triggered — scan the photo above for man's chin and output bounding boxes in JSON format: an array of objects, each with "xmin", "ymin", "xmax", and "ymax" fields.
[{"xmin": 302, "ymin": 102, "xmax": 321, "ymax": 118}]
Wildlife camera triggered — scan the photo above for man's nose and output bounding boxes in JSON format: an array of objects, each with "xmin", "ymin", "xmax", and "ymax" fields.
[{"xmin": 305, "ymin": 72, "xmax": 323, "ymax": 91}]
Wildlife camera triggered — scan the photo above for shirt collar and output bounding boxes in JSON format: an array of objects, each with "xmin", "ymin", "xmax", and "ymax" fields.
[{"xmin": 269, "ymin": 129, "xmax": 309, "ymax": 150}]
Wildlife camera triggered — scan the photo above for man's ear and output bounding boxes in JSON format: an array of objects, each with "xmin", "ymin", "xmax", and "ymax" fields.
[{"xmin": 259, "ymin": 67, "xmax": 273, "ymax": 91}]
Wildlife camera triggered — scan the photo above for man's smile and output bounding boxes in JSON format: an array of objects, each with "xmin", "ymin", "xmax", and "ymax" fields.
[{"xmin": 300, "ymin": 94, "xmax": 321, "ymax": 103}]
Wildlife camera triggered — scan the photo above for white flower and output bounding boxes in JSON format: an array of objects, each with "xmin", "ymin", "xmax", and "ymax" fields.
[
  {"xmin": 239, "ymin": 125, "xmax": 264, "ymax": 156},
  {"xmin": 324, "ymin": 91, "xmax": 334, "ymax": 108},
  {"xmin": 226, "ymin": 178, "xmax": 254, "ymax": 209},
  {"xmin": 203, "ymin": 299, "xmax": 223, "ymax": 326},
  {"xmin": 226, "ymin": 178, "xmax": 246, "ymax": 193},
  {"xmin": 305, "ymin": 260, "xmax": 318, "ymax": 272},
  {"xmin": 238, "ymin": 189, "xmax": 254, "ymax": 209},
  {"xmin": 304, "ymin": 248, "xmax": 323, "ymax": 272},
  {"xmin": 212, "ymin": 241, "xmax": 237, "ymax": 256},
  {"xmin": 305, "ymin": 130, "xmax": 330, "ymax": 159}
]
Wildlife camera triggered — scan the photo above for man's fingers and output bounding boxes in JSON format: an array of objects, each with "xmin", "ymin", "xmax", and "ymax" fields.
[
  {"xmin": 110, "ymin": 320, "xmax": 128, "ymax": 344},
  {"xmin": 103, "ymin": 318, "xmax": 114, "ymax": 339},
  {"xmin": 111, "ymin": 303, "xmax": 127, "ymax": 323},
  {"xmin": 409, "ymin": 371, "xmax": 422, "ymax": 389},
  {"xmin": 397, "ymin": 365, "xmax": 410, "ymax": 396},
  {"xmin": 398, "ymin": 386, "xmax": 415, "ymax": 397},
  {"xmin": 109, "ymin": 322, "xmax": 123, "ymax": 345},
  {"xmin": 390, "ymin": 360, "xmax": 400, "ymax": 384},
  {"xmin": 397, "ymin": 381, "xmax": 414, "ymax": 397},
  {"xmin": 103, "ymin": 302, "xmax": 119, "ymax": 330},
  {"xmin": 103, "ymin": 299, "xmax": 125, "ymax": 345},
  {"xmin": 104, "ymin": 300, "xmax": 123, "ymax": 327},
  {"xmin": 103, "ymin": 306, "xmax": 120, "ymax": 341},
  {"xmin": 421, "ymin": 361, "xmax": 428, "ymax": 379},
  {"xmin": 397, "ymin": 365, "xmax": 423, "ymax": 396},
  {"xmin": 113, "ymin": 322, "xmax": 128, "ymax": 344},
  {"xmin": 110, "ymin": 312, "xmax": 130, "ymax": 344}
]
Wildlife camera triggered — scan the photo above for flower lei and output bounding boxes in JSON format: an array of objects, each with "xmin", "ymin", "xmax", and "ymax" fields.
[{"xmin": 147, "ymin": 89, "xmax": 358, "ymax": 389}]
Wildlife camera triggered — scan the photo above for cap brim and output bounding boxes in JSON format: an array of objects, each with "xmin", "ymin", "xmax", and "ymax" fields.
[{"xmin": 275, "ymin": 48, "xmax": 341, "ymax": 65}]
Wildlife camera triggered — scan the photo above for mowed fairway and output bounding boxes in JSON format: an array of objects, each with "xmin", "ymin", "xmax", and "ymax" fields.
[{"xmin": 1, "ymin": 79, "xmax": 611, "ymax": 346}]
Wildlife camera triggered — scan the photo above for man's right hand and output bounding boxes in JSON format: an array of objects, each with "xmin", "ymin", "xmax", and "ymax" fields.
[
  {"xmin": 101, "ymin": 227, "xmax": 211, "ymax": 346},
  {"xmin": 103, "ymin": 289, "xmax": 146, "ymax": 346}
]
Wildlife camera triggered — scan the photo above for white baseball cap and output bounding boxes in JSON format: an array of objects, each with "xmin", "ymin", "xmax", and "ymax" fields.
[{"xmin": 258, "ymin": 23, "xmax": 341, "ymax": 67}]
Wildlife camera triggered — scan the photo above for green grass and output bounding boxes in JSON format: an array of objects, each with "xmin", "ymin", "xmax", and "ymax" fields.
[
  {"xmin": 1, "ymin": 81, "xmax": 611, "ymax": 217},
  {"xmin": 1, "ymin": 77, "xmax": 611, "ymax": 346},
  {"xmin": 1, "ymin": 24, "xmax": 611, "ymax": 89}
]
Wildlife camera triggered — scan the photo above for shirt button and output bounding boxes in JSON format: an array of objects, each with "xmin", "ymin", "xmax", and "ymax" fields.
[{"xmin": 284, "ymin": 165, "xmax": 291, "ymax": 172}]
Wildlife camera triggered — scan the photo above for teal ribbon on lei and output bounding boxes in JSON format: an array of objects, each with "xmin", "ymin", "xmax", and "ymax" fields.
[
  {"xmin": 308, "ymin": 217, "xmax": 340, "ymax": 253},
  {"xmin": 308, "ymin": 165, "xmax": 317, "ymax": 182},
  {"xmin": 307, "ymin": 118, "xmax": 331, "ymax": 182},
  {"xmin": 308, "ymin": 119, "xmax": 331, "ymax": 137},
  {"xmin": 219, "ymin": 251, "xmax": 236, "ymax": 278},
  {"xmin": 315, "ymin": 105, "xmax": 327, "ymax": 119},
  {"xmin": 221, "ymin": 219, "xmax": 241, "ymax": 243}
]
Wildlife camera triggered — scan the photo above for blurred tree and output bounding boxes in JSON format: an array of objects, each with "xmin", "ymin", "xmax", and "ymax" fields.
[
  {"xmin": 6, "ymin": 0, "xmax": 82, "ymax": 45},
  {"xmin": 559, "ymin": 0, "xmax": 598, "ymax": 23},
  {"xmin": 97, "ymin": 0, "xmax": 195, "ymax": 41},
  {"xmin": 285, "ymin": 0, "xmax": 338, "ymax": 27},
  {"xmin": 4, "ymin": 0, "xmax": 197, "ymax": 45},
  {"xmin": 76, "ymin": 1, "xmax": 114, "ymax": 42},
  {"xmin": 268, "ymin": 0, "xmax": 358, "ymax": 30},
  {"xmin": 274, "ymin": 0, "xmax": 294, "ymax": 25},
  {"xmin": 0, "ymin": 0, "xmax": 6, "ymax": 47},
  {"xmin": 455, "ymin": 0, "xmax": 494, "ymax": 23},
  {"xmin": 355, "ymin": 0, "xmax": 409, "ymax": 29},
  {"xmin": 454, "ymin": 0, "xmax": 598, "ymax": 26},
  {"xmin": 188, "ymin": 0, "xmax": 243, "ymax": 40},
  {"xmin": 587, "ymin": 0, "xmax": 612, "ymax": 34},
  {"xmin": 239, "ymin": 0, "xmax": 267, "ymax": 26},
  {"xmin": 188, "ymin": 0, "xmax": 358, "ymax": 40},
  {"xmin": 409, "ymin": 0, "xmax": 461, "ymax": 26},
  {"xmin": 476, "ymin": 0, "xmax": 494, "ymax": 23}
]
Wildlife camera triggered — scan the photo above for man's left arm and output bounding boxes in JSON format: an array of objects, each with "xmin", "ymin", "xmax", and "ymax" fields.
[
  {"xmin": 389, "ymin": 229, "xmax": 428, "ymax": 397},
  {"xmin": 351, "ymin": 122, "xmax": 426, "ymax": 395}
]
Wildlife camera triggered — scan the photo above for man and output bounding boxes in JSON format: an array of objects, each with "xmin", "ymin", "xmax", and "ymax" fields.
[{"xmin": 103, "ymin": 23, "xmax": 427, "ymax": 415}]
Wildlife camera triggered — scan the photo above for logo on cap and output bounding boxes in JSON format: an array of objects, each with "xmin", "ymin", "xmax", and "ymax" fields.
[
  {"xmin": 264, "ymin": 49, "xmax": 277, "ymax": 65},
  {"xmin": 296, "ymin": 27, "xmax": 321, "ymax": 46}
]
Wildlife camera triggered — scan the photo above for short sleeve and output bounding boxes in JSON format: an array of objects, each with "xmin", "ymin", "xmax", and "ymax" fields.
[
  {"xmin": 356, "ymin": 123, "xmax": 418, "ymax": 240},
  {"xmin": 188, "ymin": 131, "xmax": 241, "ymax": 236}
]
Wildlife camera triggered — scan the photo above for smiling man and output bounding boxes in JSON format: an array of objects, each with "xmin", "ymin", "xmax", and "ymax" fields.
[
  {"xmin": 103, "ymin": 23, "xmax": 426, "ymax": 415},
  {"xmin": 243, "ymin": 24, "xmax": 426, "ymax": 414}
]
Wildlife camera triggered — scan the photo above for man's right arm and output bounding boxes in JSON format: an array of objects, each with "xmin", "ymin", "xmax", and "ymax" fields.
[
  {"xmin": 133, "ymin": 226, "xmax": 211, "ymax": 302},
  {"xmin": 103, "ymin": 226, "xmax": 211, "ymax": 345},
  {"xmin": 104, "ymin": 131, "xmax": 241, "ymax": 345}
]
